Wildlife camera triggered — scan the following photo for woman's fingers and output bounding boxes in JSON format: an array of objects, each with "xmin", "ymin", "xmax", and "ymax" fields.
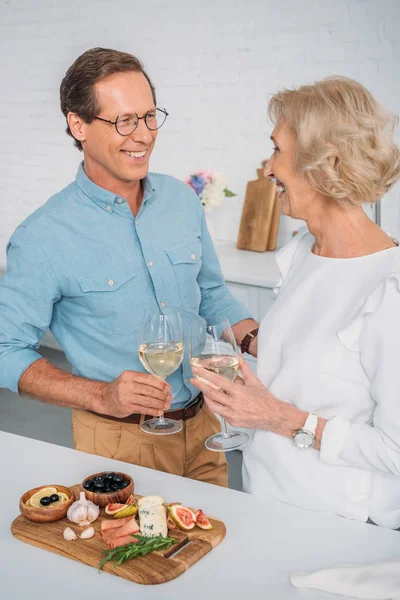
[
  {"xmin": 190, "ymin": 375, "xmax": 231, "ymax": 405},
  {"xmin": 238, "ymin": 357, "xmax": 257, "ymax": 384},
  {"xmin": 203, "ymin": 394, "xmax": 231, "ymax": 420},
  {"xmin": 191, "ymin": 366, "xmax": 233, "ymax": 394}
]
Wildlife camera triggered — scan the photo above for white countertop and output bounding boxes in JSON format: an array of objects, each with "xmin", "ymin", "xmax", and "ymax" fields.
[
  {"xmin": 2, "ymin": 431, "xmax": 400, "ymax": 600},
  {"xmin": 216, "ymin": 242, "xmax": 279, "ymax": 288}
]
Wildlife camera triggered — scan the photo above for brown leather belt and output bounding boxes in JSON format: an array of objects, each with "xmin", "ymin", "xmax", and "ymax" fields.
[{"xmin": 90, "ymin": 393, "xmax": 204, "ymax": 425}]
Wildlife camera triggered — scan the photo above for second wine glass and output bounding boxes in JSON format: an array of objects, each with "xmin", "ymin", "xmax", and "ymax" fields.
[
  {"xmin": 138, "ymin": 310, "xmax": 184, "ymax": 435},
  {"xmin": 189, "ymin": 316, "xmax": 249, "ymax": 451}
]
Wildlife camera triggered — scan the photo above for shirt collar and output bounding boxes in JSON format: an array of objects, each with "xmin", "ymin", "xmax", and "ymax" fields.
[{"xmin": 75, "ymin": 162, "xmax": 156, "ymax": 212}]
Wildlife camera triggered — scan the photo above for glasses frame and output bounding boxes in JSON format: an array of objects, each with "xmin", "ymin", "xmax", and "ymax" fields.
[{"xmin": 93, "ymin": 107, "xmax": 168, "ymax": 136}]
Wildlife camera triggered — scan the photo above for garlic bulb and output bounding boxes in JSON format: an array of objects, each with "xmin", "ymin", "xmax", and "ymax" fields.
[
  {"xmin": 63, "ymin": 527, "xmax": 77, "ymax": 541},
  {"xmin": 79, "ymin": 526, "xmax": 95, "ymax": 539},
  {"xmin": 67, "ymin": 491, "xmax": 99, "ymax": 526}
]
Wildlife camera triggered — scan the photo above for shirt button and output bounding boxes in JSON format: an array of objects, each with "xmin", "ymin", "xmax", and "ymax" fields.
[
  {"xmin": 136, "ymin": 219, "xmax": 139, "ymax": 225},
  {"xmin": 148, "ymin": 261, "xmax": 153, "ymax": 267},
  {"xmin": 116, "ymin": 198, "xmax": 123, "ymax": 204},
  {"xmin": 190, "ymin": 254, "xmax": 196, "ymax": 260},
  {"xmin": 108, "ymin": 279, "xmax": 115, "ymax": 286},
  {"xmin": 106, "ymin": 205, "xmax": 112, "ymax": 211},
  {"xmin": 160, "ymin": 302, "xmax": 166, "ymax": 308}
]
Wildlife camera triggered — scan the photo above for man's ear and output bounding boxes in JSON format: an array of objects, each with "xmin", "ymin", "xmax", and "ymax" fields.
[{"xmin": 67, "ymin": 112, "xmax": 87, "ymax": 144}]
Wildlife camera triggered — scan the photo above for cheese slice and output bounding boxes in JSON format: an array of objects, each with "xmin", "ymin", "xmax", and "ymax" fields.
[{"xmin": 138, "ymin": 495, "xmax": 168, "ymax": 538}]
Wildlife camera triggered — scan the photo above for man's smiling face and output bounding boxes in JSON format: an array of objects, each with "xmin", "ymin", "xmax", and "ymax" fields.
[{"xmin": 78, "ymin": 70, "xmax": 158, "ymax": 191}]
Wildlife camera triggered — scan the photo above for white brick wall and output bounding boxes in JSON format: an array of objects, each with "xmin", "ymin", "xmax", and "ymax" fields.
[{"xmin": 1, "ymin": 0, "xmax": 399, "ymax": 266}]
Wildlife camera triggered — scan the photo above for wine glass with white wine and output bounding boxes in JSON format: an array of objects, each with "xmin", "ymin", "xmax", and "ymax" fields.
[
  {"xmin": 189, "ymin": 316, "xmax": 249, "ymax": 451},
  {"xmin": 138, "ymin": 310, "xmax": 184, "ymax": 435}
]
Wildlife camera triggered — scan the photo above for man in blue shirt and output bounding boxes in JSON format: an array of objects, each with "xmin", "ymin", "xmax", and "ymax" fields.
[{"xmin": 0, "ymin": 48, "xmax": 258, "ymax": 486}]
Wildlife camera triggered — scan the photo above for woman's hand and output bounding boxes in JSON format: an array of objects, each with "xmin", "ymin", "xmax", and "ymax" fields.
[{"xmin": 191, "ymin": 358, "xmax": 297, "ymax": 432}]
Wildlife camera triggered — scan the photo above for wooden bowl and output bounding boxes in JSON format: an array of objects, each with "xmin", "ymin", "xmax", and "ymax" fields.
[
  {"xmin": 82, "ymin": 472, "xmax": 134, "ymax": 508},
  {"xmin": 20, "ymin": 484, "xmax": 75, "ymax": 523}
]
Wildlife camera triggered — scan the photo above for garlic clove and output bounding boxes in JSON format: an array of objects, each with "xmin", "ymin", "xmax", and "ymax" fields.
[
  {"xmin": 63, "ymin": 527, "xmax": 77, "ymax": 541},
  {"xmin": 79, "ymin": 526, "xmax": 95, "ymax": 539},
  {"xmin": 67, "ymin": 491, "xmax": 99, "ymax": 526}
]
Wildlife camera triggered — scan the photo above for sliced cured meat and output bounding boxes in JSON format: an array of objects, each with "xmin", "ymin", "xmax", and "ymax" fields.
[
  {"xmin": 106, "ymin": 534, "xmax": 140, "ymax": 549},
  {"xmin": 101, "ymin": 516, "xmax": 134, "ymax": 531},
  {"xmin": 102, "ymin": 518, "xmax": 140, "ymax": 542}
]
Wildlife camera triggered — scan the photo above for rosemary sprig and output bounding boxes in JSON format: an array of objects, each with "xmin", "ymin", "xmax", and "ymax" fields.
[{"xmin": 98, "ymin": 534, "xmax": 178, "ymax": 570}]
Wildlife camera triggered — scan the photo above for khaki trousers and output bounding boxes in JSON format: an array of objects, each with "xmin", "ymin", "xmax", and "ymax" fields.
[{"xmin": 72, "ymin": 403, "xmax": 228, "ymax": 487}]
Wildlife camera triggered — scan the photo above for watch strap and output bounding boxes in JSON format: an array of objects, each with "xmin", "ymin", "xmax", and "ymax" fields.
[
  {"xmin": 302, "ymin": 412, "xmax": 318, "ymax": 436},
  {"xmin": 240, "ymin": 328, "xmax": 259, "ymax": 355}
]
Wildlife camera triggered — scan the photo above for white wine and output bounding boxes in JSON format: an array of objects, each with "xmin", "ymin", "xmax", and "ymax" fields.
[
  {"xmin": 139, "ymin": 341, "xmax": 184, "ymax": 378},
  {"xmin": 190, "ymin": 354, "xmax": 239, "ymax": 382}
]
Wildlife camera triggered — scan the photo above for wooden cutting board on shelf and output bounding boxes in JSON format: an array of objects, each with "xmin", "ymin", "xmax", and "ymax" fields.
[
  {"xmin": 237, "ymin": 165, "xmax": 279, "ymax": 252},
  {"xmin": 11, "ymin": 484, "xmax": 226, "ymax": 585}
]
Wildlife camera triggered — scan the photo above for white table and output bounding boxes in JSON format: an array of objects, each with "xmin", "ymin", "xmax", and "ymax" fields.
[{"xmin": 1, "ymin": 431, "xmax": 400, "ymax": 600}]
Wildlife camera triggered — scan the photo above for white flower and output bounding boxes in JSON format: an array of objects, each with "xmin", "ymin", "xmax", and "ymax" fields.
[
  {"xmin": 200, "ymin": 183, "xmax": 225, "ymax": 213},
  {"xmin": 211, "ymin": 171, "xmax": 227, "ymax": 190}
]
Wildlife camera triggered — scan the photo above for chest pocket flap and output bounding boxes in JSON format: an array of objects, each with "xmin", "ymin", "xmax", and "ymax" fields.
[
  {"xmin": 165, "ymin": 239, "xmax": 202, "ymax": 265},
  {"xmin": 77, "ymin": 262, "xmax": 137, "ymax": 293}
]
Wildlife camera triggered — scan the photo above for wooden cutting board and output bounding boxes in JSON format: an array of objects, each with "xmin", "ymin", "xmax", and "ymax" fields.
[
  {"xmin": 11, "ymin": 484, "xmax": 226, "ymax": 585},
  {"xmin": 236, "ymin": 166, "xmax": 278, "ymax": 252}
]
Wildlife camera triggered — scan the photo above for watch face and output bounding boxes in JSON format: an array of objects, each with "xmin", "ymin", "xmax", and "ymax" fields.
[{"xmin": 294, "ymin": 431, "xmax": 314, "ymax": 449}]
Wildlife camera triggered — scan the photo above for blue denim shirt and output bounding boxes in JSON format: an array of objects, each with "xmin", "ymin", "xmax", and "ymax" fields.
[{"xmin": 0, "ymin": 163, "xmax": 251, "ymax": 407}]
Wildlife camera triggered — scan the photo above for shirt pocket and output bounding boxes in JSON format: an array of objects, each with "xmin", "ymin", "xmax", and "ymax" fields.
[
  {"xmin": 165, "ymin": 239, "xmax": 202, "ymax": 308},
  {"xmin": 77, "ymin": 261, "xmax": 143, "ymax": 334}
]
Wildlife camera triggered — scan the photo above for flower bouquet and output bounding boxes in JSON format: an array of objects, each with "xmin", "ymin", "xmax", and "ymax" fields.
[{"xmin": 186, "ymin": 170, "xmax": 236, "ymax": 213}]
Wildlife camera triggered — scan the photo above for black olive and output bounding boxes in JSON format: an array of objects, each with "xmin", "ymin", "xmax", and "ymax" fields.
[
  {"xmin": 113, "ymin": 474, "xmax": 124, "ymax": 483},
  {"xmin": 111, "ymin": 483, "xmax": 120, "ymax": 492},
  {"xmin": 94, "ymin": 480, "xmax": 105, "ymax": 489},
  {"xmin": 40, "ymin": 496, "xmax": 51, "ymax": 506},
  {"xmin": 120, "ymin": 479, "xmax": 130, "ymax": 488},
  {"xmin": 106, "ymin": 472, "xmax": 116, "ymax": 480},
  {"xmin": 50, "ymin": 494, "xmax": 59, "ymax": 503},
  {"xmin": 83, "ymin": 479, "xmax": 93, "ymax": 490},
  {"xmin": 94, "ymin": 475, "xmax": 105, "ymax": 483}
]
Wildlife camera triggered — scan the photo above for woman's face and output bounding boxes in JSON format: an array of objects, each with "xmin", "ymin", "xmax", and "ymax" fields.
[{"xmin": 264, "ymin": 120, "xmax": 317, "ymax": 220}]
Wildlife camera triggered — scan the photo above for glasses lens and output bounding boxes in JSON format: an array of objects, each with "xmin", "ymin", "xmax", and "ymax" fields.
[
  {"xmin": 116, "ymin": 115, "xmax": 138, "ymax": 135},
  {"xmin": 146, "ymin": 108, "xmax": 167, "ymax": 131}
]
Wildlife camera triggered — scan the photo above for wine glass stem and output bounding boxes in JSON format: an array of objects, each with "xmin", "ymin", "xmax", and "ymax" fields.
[
  {"xmin": 222, "ymin": 419, "xmax": 231, "ymax": 439},
  {"xmin": 157, "ymin": 377, "xmax": 166, "ymax": 423}
]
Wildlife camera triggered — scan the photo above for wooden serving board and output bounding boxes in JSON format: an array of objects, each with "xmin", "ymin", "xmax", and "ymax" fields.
[
  {"xmin": 236, "ymin": 166, "xmax": 278, "ymax": 252},
  {"xmin": 11, "ymin": 484, "xmax": 226, "ymax": 585}
]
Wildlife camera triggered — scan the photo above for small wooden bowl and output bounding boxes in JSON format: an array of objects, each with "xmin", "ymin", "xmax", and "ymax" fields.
[
  {"xmin": 20, "ymin": 484, "xmax": 75, "ymax": 523},
  {"xmin": 82, "ymin": 472, "xmax": 134, "ymax": 508}
]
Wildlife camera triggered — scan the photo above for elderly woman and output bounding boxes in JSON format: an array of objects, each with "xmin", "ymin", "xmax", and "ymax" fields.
[{"xmin": 191, "ymin": 76, "xmax": 400, "ymax": 529}]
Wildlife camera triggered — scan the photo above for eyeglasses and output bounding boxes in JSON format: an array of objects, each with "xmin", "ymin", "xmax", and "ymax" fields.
[{"xmin": 93, "ymin": 107, "xmax": 168, "ymax": 136}]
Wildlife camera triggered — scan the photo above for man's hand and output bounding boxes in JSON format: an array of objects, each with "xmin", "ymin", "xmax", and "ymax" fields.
[{"xmin": 101, "ymin": 371, "xmax": 172, "ymax": 418}]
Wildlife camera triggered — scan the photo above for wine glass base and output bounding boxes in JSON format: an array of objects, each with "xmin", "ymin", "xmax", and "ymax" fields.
[
  {"xmin": 205, "ymin": 431, "xmax": 249, "ymax": 452},
  {"xmin": 140, "ymin": 418, "xmax": 183, "ymax": 435}
]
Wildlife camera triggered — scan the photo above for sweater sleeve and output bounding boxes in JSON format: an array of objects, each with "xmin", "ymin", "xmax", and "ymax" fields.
[{"xmin": 320, "ymin": 274, "xmax": 400, "ymax": 475}]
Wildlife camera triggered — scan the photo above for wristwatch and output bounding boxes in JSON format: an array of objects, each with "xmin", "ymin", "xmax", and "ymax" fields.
[
  {"xmin": 240, "ymin": 328, "xmax": 259, "ymax": 355},
  {"xmin": 293, "ymin": 413, "xmax": 318, "ymax": 449}
]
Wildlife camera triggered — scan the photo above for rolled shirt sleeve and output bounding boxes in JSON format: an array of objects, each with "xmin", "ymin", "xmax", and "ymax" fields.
[
  {"xmin": 198, "ymin": 210, "xmax": 252, "ymax": 326},
  {"xmin": 320, "ymin": 275, "xmax": 400, "ymax": 475},
  {"xmin": 0, "ymin": 226, "xmax": 61, "ymax": 392}
]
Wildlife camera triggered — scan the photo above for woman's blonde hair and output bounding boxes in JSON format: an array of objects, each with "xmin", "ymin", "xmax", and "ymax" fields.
[{"xmin": 268, "ymin": 76, "xmax": 400, "ymax": 206}]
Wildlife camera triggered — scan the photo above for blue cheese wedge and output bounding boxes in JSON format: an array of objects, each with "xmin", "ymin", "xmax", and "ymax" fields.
[{"xmin": 138, "ymin": 495, "xmax": 168, "ymax": 538}]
